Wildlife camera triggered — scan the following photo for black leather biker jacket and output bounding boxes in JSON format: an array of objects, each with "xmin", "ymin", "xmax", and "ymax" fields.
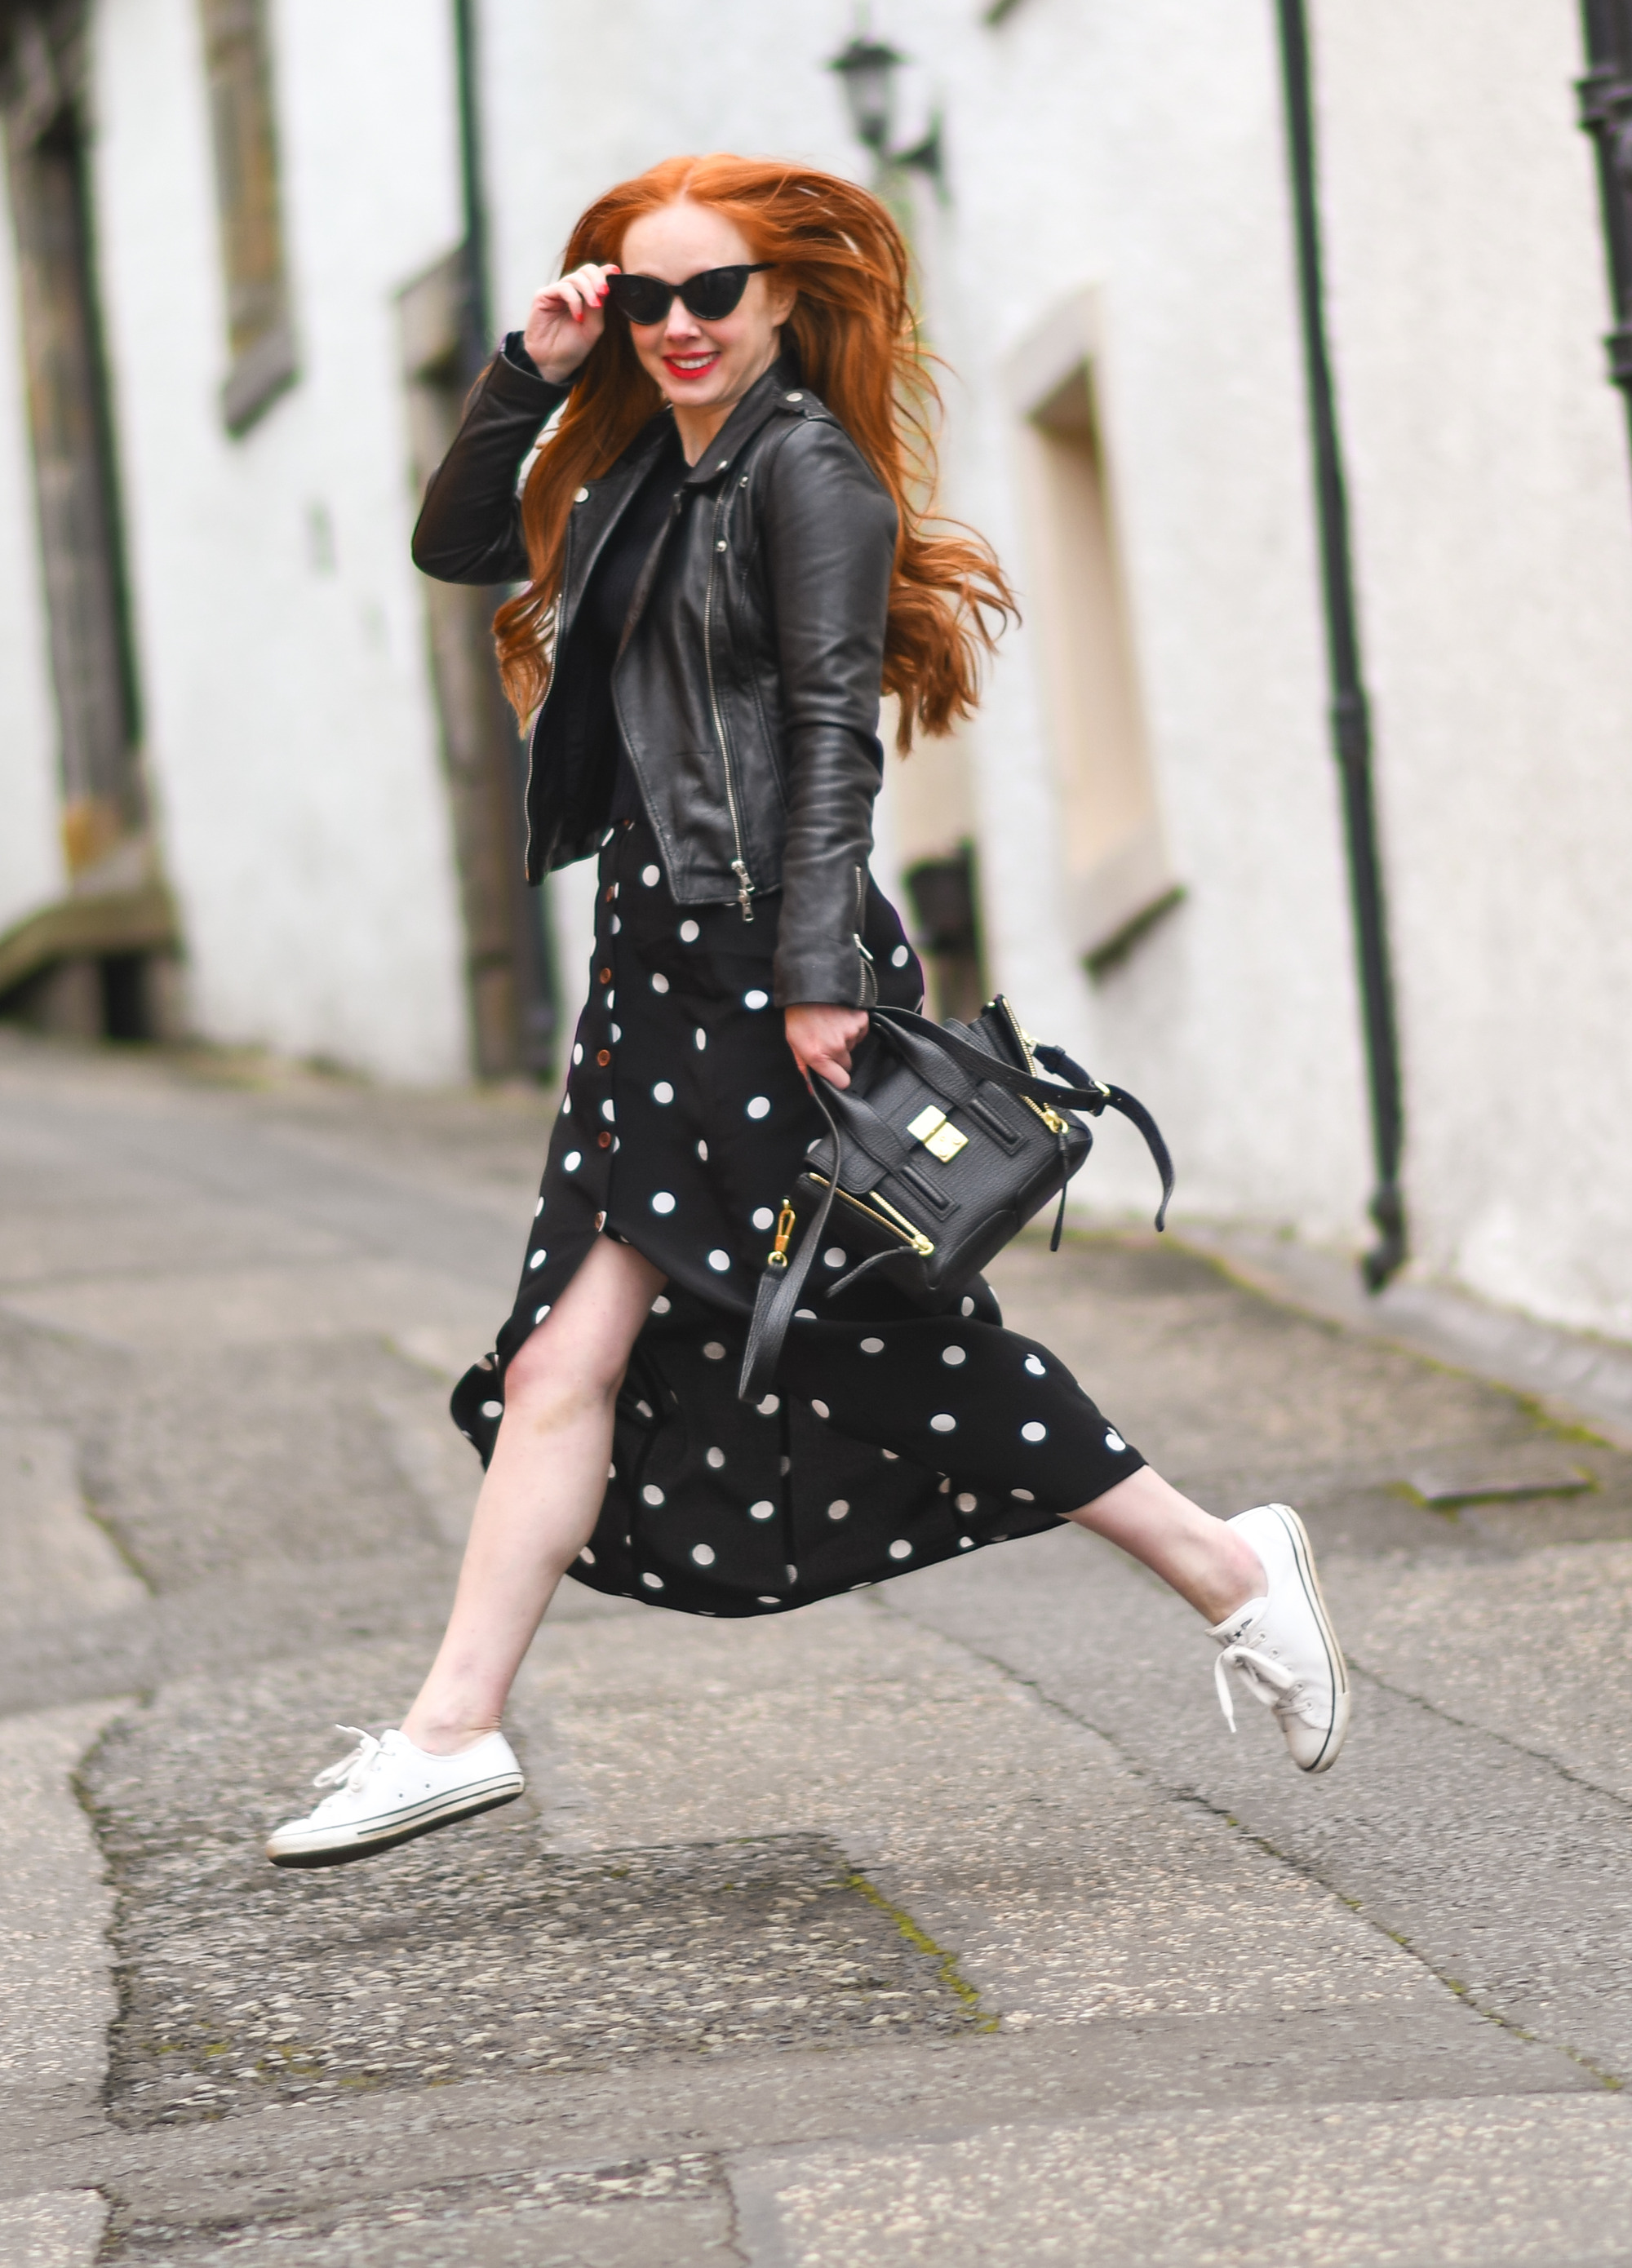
[{"xmin": 411, "ymin": 344, "xmax": 898, "ymax": 1007}]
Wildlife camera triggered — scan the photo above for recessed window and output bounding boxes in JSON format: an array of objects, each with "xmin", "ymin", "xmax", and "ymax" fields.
[
  {"xmin": 199, "ymin": 0, "xmax": 297, "ymax": 432},
  {"xmin": 3, "ymin": 45, "xmax": 144, "ymax": 876},
  {"xmin": 1011, "ymin": 298, "xmax": 1178, "ymax": 969}
]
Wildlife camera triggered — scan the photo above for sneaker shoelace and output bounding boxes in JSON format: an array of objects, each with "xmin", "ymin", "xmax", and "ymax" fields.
[
  {"xmin": 311, "ymin": 1725, "xmax": 383, "ymax": 1795},
  {"xmin": 1213, "ymin": 1644, "xmax": 1301, "ymax": 1734}
]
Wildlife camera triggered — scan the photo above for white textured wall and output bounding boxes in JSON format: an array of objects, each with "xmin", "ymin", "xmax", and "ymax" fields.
[
  {"xmin": 906, "ymin": 0, "xmax": 1373, "ymax": 1240},
  {"xmin": 1311, "ymin": 0, "xmax": 1632, "ymax": 1335},
  {"xmin": 86, "ymin": 0, "xmax": 470, "ymax": 1081},
  {"xmin": 0, "ymin": 162, "xmax": 67, "ymax": 934},
  {"xmin": 475, "ymin": 0, "xmax": 1632, "ymax": 1326},
  {"xmin": 17, "ymin": 0, "xmax": 1629, "ymax": 1327}
]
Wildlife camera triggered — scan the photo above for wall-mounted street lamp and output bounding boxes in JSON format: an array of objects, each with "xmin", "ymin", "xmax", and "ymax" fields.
[{"xmin": 827, "ymin": 35, "xmax": 945, "ymax": 196}]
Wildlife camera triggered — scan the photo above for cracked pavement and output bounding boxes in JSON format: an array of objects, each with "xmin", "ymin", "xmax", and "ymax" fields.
[{"xmin": 3, "ymin": 1027, "xmax": 1632, "ymax": 2264}]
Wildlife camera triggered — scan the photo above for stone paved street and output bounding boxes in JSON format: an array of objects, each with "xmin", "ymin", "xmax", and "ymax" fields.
[{"xmin": 4, "ymin": 1028, "xmax": 1632, "ymax": 2266}]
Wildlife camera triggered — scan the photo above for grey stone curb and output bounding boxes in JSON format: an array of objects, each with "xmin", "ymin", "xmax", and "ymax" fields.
[{"xmin": 1174, "ymin": 1223, "xmax": 1632, "ymax": 1449}]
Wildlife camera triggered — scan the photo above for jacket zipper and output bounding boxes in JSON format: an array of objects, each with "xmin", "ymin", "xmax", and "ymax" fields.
[{"xmin": 703, "ymin": 486, "xmax": 756, "ymax": 920}]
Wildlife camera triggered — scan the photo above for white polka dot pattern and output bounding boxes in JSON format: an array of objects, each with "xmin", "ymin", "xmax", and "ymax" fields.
[{"xmin": 483, "ymin": 822, "xmax": 1139, "ymax": 1622}]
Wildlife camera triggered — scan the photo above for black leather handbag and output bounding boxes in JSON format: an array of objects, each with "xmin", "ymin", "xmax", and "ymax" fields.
[{"xmin": 738, "ymin": 996, "xmax": 1173, "ymax": 1401}]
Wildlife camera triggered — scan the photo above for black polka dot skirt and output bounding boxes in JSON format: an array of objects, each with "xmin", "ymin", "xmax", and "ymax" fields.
[{"xmin": 450, "ymin": 817, "xmax": 1145, "ymax": 1617}]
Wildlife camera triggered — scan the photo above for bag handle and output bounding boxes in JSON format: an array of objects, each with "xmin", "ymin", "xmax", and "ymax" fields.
[
  {"xmin": 738, "ymin": 1008, "xmax": 1174, "ymax": 1403},
  {"xmin": 871, "ymin": 1005, "xmax": 1175, "ymax": 1220}
]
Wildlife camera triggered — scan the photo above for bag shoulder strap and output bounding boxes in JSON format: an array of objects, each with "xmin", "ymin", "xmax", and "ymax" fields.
[{"xmin": 739, "ymin": 1077, "xmax": 842, "ymax": 1403}]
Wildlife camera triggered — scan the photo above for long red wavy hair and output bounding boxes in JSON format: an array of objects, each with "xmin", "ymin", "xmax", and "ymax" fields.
[{"xmin": 491, "ymin": 154, "xmax": 1015, "ymax": 750}]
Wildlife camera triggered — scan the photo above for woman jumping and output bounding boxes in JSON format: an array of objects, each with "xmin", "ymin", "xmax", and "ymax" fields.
[{"xmin": 266, "ymin": 155, "xmax": 1348, "ymax": 1867}]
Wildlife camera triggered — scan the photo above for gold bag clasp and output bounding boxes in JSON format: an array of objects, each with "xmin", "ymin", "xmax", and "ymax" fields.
[{"xmin": 907, "ymin": 1105, "xmax": 969, "ymax": 1163}]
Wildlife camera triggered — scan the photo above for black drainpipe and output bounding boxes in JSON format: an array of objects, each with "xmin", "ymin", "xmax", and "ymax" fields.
[
  {"xmin": 1275, "ymin": 0, "xmax": 1408, "ymax": 1291},
  {"xmin": 448, "ymin": 0, "xmax": 561, "ymax": 1075},
  {"xmin": 1578, "ymin": 0, "xmax": 1632, "ymax": 467},
  {"xmin": 452, "ymin": 0, "xmax": 491, "ymax": 379}
]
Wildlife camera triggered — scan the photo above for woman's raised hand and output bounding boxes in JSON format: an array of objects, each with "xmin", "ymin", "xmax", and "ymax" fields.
[
  {"xmin": 522, "ymin": 264, "xmax": 619, "ymax": 384},
  {"xmin": 785, "ymin": 1003, "xmax": 870, "ymax": 1091}
]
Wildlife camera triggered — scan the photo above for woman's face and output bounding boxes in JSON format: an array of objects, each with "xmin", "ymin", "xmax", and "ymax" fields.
[{"xmin": 619, "ymin": 200, "xmax": 795, "ymax": 417}]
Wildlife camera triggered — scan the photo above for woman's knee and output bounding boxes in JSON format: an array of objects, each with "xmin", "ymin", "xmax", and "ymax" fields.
[{"xmin": 503, "ymin": 1320, "xmax": 627, "ymax": 1430}]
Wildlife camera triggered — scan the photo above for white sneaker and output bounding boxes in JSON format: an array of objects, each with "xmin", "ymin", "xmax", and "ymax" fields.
[
  {"xmin": 1209, "ymin": 1504, "xmax": 1350, "ymax": 1774},
  {"xmin": 265, "ymin": 1725, "xmax": 524, "ymax": 1868}
]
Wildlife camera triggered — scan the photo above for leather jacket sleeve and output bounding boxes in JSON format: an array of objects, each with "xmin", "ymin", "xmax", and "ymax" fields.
[
  {"xmin": 410, "ymin": 337, "xmax": 570, "ymax": 585},
  {"xmin": 759, "ymin": 419, "xmax": 898, "ymax": 1008}
]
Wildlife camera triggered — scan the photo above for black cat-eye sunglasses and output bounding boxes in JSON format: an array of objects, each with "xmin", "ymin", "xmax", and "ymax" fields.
[{"xmin": 603, "ymin": 264, "xmax": 776, "ymax": 326}]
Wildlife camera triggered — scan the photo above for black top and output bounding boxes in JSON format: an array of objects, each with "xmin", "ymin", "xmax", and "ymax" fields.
[{"xmin": 574, "ymin": 419, "xmax": 686, "ymax": 823}]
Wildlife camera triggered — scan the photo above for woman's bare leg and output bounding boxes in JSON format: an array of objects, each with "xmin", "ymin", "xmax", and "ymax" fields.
[
  {"xmin": 401, "ymin": 1238, "xmax": 666, "ymax": 1755},
  {"xmin": 1066, "ymin": 1466, "xmax": 1266, "ymax": 1625}
]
